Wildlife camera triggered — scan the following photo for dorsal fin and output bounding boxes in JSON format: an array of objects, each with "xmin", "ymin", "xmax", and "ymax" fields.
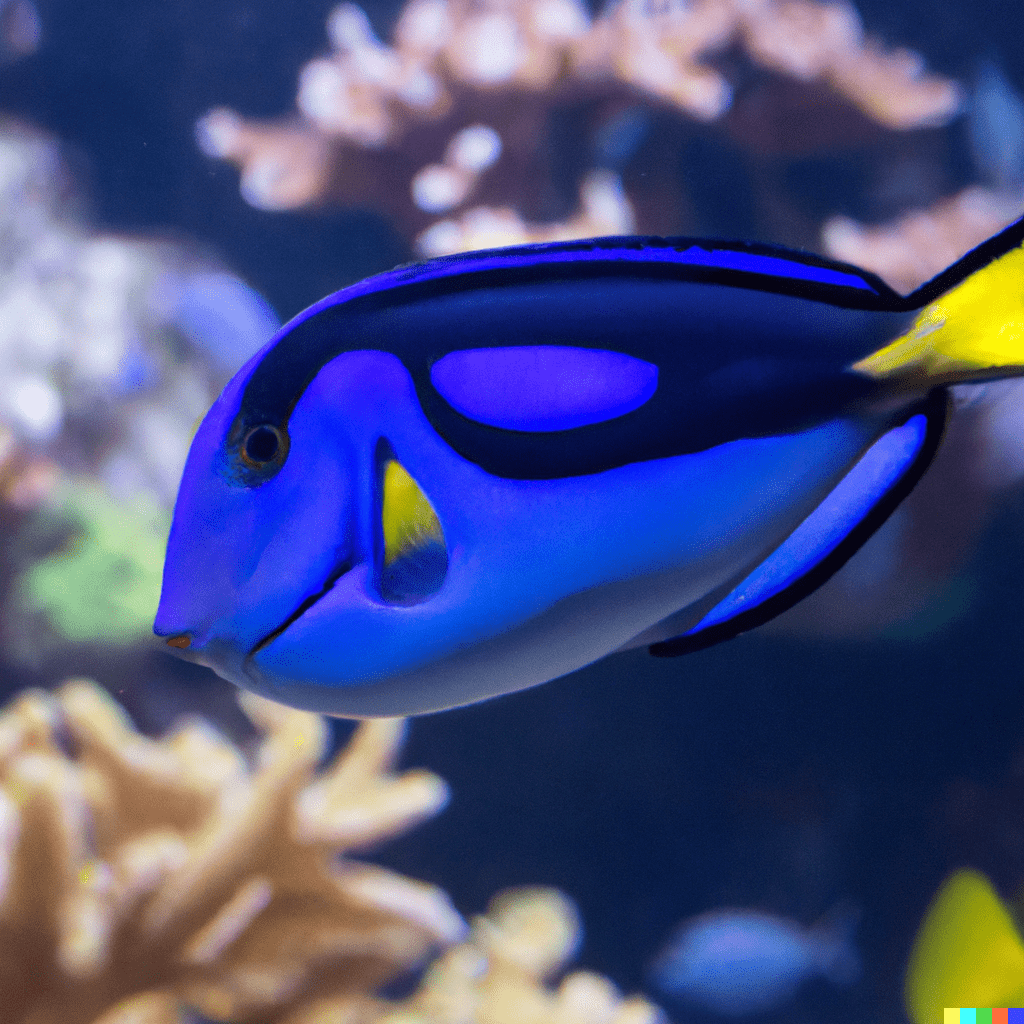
[
  {"xmin": 229, "ymin": 231, "xmax": 904, "ymax": 469},
  {"xmin": 650, "ymin": 393, "xmax": 947, "ymax": 657}
]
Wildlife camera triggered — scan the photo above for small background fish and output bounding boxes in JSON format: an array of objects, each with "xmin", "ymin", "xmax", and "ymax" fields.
[{"xmin": 649, "ymin": 906, "xmax": 861, "ymax": 1016}]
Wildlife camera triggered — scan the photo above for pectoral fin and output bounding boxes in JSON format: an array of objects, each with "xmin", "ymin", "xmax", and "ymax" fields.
[{"xmin": 380, "ymin": 458, "xmax": 448, "ymax": 603}]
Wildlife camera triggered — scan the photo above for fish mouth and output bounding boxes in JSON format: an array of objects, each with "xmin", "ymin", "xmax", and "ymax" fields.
[{"xmin": 248, "ymin": 559, "xmax": 353, "ymax": 658}]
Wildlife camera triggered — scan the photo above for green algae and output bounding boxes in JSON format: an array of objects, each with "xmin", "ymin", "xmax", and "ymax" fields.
[{"xmin": 18, "ymin": 480, "xmax": 169, "ymax": 645}]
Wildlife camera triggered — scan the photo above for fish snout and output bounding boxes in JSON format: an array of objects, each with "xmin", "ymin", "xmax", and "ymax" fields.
[
  {"xmin": 154, "ymin": 614, "xmax": 252, "ymax": 687},
  {"xmin": 154, "ymin": 614, "xmax": 204, "ymax": 665}
]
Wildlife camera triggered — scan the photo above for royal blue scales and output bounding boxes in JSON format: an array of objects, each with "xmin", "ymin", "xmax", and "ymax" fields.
[{"xmin": 156, "ymin": 219, "xmax": 1024, "ymax": 716}]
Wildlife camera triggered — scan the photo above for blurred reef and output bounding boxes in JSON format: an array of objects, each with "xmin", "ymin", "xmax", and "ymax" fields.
[
  {"xmin": 0, "ymin": 0, "xmax": 1022, "ymax": 1019},
  {"xmin": 0, "ymin": 679, "xmax": 663, "ymax": 1024},
  {"xmin": 196, "ymin": 0, "xmax": 965, "ymax": 257}
]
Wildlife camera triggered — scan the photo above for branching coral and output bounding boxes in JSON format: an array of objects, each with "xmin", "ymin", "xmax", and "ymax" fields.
[
  {"xmin": 197, "ymin": 0, "xmax": 962, "ymax": 255},
  {"xmin": 378, "ymin": 887, "xmax": 663, "ymax": 1024},
  {"xmin": 0, "ymin": 680, "xmax": 458, "ymax": 1024},
  {"xmin": 824, "ymin": 186, "xmax": 1024, "ymax": 293},
  {"xmin": 819, "ymin": 58, "xmax": 1024, "ymax": 294},
  {"xmin": 0, "ymin": 119, "xmax": 276, "ymax": 509},
  {"xmin": 0, "ymin": 682, "xmax": 663, "ymax": 1024}
]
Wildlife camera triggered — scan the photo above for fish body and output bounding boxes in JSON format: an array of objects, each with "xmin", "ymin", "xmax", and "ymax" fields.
[
  {"xmin": 649, "ymin": 907, "xmax": 860, "ymax": 1015},
  {"xmin": 156, "ymin": 219, "xmax": 1024, "ymax": 716}
]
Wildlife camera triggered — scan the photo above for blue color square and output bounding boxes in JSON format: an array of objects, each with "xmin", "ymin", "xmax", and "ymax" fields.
[{"xmin": 1007, "ymin": 1009, "xmax": 1024, "ymax": 1023}]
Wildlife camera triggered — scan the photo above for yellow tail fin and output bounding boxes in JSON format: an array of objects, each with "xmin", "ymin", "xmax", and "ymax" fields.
[{"xmin": 855, "ymin": 216, "xmax": 1024, "ymax": 386}]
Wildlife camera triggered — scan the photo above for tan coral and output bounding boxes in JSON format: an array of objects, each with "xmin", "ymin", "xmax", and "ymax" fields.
[
  {"xmin": 0, "ymin": 680, "xmax": 460, "ymax": 1024},
  {"xmin": 197, "ymin": 0, "xmax": 962, "ymax": 253},
  {"xmin": 296, "ymin": 887, "xmax": 666, "ymax": 1024},
  {"xmin": 822, "ymin": 187, "xmax": 1024, "ymax": 293},
  {"xmin": 0, "ymin": 422, "xmax": 59, "ymax": 511},
  {"xmin": 416, "ymin": 170, "xmax": 635, "ymax": 256},
  {"xmin": 0, "ymin": 683, "xmax": 670, "ymax": 1024}
]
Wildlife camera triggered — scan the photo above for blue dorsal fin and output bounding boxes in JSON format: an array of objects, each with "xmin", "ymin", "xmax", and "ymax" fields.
[
  {"xmin": 650, "ymin": 394, "xmax": 948, "ymax": 657},
  {"xmin": 346, "ymin": 236, "xmax": 889, "ymax": 302},
  {"xmin": 275, "ymin": 238, "xmax": 892, "ymax": 345}
]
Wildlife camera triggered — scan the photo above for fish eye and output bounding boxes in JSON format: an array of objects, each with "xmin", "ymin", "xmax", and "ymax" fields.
[{"xmin": 242, "ymin": 424, "xmax": 282, "ymax": 465}]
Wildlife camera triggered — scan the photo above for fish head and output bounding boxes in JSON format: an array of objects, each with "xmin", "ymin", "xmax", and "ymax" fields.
[{"xmin": 155, "ymin": 348, "xmax": 413, "ymax": 690}]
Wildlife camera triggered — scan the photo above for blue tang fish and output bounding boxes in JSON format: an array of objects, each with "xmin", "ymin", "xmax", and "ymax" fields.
[
  {"xmin": 649, "ymin": 906, "xmax": 860, "ymax": 1015},
  {"xmin": 156, "ymin": 217, "xmax": 1024, "ymax": 716}
]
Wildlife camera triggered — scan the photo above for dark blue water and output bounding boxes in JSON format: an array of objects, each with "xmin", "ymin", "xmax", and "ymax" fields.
[{"xmin": 6, "ymin": 0, "xmax": 1024, "ymax": 1019}]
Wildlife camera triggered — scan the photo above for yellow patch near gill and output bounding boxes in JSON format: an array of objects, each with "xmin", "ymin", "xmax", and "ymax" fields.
[
  {"xmin": 854, "ymin": 244, "xmax": 1024, "ymax": 384},
  {"xmin": 381, "ymin": 459, "xmax": 444, "ymax": 567}
]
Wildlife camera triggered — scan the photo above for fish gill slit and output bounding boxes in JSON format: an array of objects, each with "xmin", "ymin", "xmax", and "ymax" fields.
[{"xmin": 249, "ymin": 559, "xmax": 353, "ymax": 657}]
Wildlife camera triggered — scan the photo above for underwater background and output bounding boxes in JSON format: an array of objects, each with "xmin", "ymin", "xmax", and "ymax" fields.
[{"xmin": 1, "ymin": 0, "xmax": 1024, "ymax": 1018}]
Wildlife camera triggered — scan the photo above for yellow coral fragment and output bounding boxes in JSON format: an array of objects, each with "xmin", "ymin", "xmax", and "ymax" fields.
[{"xmin": 905, "ymin": 869, "xmax": 1024, "ymax": 1023}]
